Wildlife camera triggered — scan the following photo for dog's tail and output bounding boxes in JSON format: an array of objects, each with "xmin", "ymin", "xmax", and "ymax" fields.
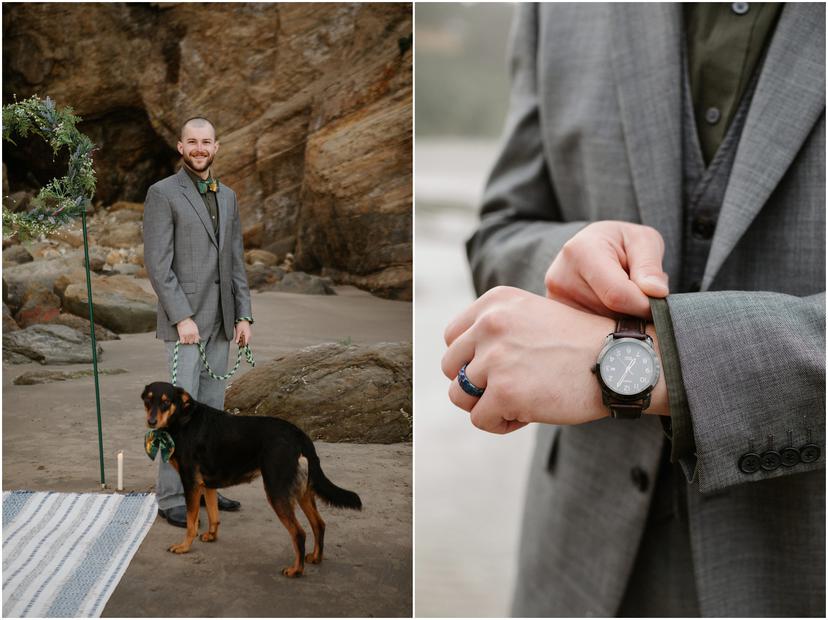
[{"xmin": 299, "ymin": 432, "xmax": 362, "ymax": 510}]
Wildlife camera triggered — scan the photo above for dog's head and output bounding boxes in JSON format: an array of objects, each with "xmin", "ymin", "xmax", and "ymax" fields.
[{"xmin": 141, "ymin": 382, "xmax": 193, "ymax": 429}]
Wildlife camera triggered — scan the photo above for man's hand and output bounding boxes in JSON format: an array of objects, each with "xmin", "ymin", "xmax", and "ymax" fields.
[
  {"xmin": 176, "ymin": 317, "xmax": 200, "ymax": 344},
  {"xmin": 545, "ymin": 221, "xmax": 669, "ymax": 319},
  {"xmin": 234, "ymin": 320, "xmax": 252, "ymax": 346},
  {"xmin": 442, "ymin": 286, "xmax": 668, "ymax": 434}
]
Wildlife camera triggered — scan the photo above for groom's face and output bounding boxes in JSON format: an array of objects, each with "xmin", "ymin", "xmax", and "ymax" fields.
[{"xmin": 177, "ymin": 122, "xmax": 219, "ymax": 174}]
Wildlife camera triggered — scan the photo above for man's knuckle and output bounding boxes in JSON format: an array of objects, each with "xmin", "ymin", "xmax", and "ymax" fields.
[
  {"xmin": 601, "ymin": 286, "xmax": 628, "ymax": 311},
  {"xmin": 478, "ymin": 311, "xmax": 507, "ymax": 335}
]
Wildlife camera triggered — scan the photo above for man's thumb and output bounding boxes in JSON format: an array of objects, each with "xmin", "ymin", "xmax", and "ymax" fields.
[{"xmin": 630, "ymin": 267, "xmax": 669, "ymax": 297}]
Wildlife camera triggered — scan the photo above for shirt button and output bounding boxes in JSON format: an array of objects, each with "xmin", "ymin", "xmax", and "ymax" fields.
[
  {"xmin": 691, "ymin": 215, "xmax": 716, "ymax": 240},
  {"xmin": 738, "ymin": 452, "xmax": 761, "ymax": 474},
  {"xmin": 705, "ymin": 107, "xmax": 721, "ymax": 125},
  {"xmin": 731, "ymin": 3, "xmax": 750, "ymax": 15},
  {"xmin": 630, "ymin": 467, "xmax": 649, "ymax": 492}
]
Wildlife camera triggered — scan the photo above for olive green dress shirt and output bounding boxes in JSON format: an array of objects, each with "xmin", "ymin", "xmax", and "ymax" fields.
[{"xmin": 685, "ymin": 2, "xmax": 782, "ymax": 163}]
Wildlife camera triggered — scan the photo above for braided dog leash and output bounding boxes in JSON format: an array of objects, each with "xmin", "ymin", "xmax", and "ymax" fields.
[{"xmin": 171, "ymin": 317, "xmax": 255, "ymax": 386}]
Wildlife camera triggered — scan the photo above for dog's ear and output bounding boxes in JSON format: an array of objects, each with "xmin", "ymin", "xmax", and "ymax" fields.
[{"xmin": 175, "ymin": 386, "xmax": 192, "ymax": 408}]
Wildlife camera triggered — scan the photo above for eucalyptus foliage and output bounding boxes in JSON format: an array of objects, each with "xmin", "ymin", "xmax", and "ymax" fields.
[{"xmin": 2, "ymin": 95, "xmax": 97, "ymax": 239}]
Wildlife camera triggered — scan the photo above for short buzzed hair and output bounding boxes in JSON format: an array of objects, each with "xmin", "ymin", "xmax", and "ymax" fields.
[{"xmin": 179, "ymin": 117, "xmax": 217, "ymax": 140}]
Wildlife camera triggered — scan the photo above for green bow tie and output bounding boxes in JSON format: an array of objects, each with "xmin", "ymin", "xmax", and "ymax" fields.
[
  {"xmin": 197, "ymin": 177, "xmax": 219, "ymax": 195},
  {"xmin": 145, "ymin": 430, "xmax": 175, "ymax": 462}
]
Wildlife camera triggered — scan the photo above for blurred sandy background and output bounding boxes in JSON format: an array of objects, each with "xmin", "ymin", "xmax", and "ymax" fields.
[{"xmin": 414, "ymin": 4, "xmax": 538, "ymax": 617}]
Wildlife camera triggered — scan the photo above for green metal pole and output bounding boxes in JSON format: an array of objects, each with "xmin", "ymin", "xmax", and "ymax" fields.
[{"xmin": 81, "ymin": 208, "xmax": 106, "ymax": 489}]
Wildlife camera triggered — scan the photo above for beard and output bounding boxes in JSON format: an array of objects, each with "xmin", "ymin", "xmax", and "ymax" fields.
[{"xmin": 181, "ymin": 150, "xmax": 214, "ymax": 174}]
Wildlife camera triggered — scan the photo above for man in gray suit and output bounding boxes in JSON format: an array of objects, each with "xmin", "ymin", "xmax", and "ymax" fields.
[
  {"xmin": 144, "ymin": 117, "xmax": 253, "ymax": 527},
  {"xmin": 443, "ymin": 3, "xmax": 824, "ymax": 616}
]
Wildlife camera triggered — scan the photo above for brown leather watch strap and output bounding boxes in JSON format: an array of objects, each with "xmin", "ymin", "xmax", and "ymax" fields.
[
  {"xmin": 609, "ymin": 403, "xmax": 644, "ymax": 419},
  {"xmin": 614, "ymin": 317, "xmax": 647, "ymax": 340}
]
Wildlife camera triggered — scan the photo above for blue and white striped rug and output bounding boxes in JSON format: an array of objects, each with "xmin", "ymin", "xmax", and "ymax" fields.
[{"xmin": 3, "ymin": 491, "xmax": 157, "ymax": 618}]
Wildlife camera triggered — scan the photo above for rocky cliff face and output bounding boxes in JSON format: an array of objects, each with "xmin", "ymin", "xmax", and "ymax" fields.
[{"xmin": 3, "ymin": 2, "xmax": 412, "ymax": 299}]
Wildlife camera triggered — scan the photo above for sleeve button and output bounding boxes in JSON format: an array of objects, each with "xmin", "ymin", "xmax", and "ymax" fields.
[
  {"xmin": 780, "ymin": 447, "xmax": 800, "ymax": 467},
  {"xmin": 800, "ymin": 444, "xmax": 821, "ymax": 463},
  {"xmin": 760, "ymin": 450, "xmax": 781, "ymax": 471},
  {"xmin": 738, "ymin": 452, "xmax": 761, "ymax": 473}
]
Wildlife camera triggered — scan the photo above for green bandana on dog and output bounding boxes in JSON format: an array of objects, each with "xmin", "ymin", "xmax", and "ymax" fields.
[{"xmin": 145, "ymin": 430, "xmax": 175, "ymax": 462}]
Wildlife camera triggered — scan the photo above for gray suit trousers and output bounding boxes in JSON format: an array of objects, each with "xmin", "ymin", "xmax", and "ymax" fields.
[{"xmin": 155, "ymin": 315, "xmax": 230, "ymax": 510}]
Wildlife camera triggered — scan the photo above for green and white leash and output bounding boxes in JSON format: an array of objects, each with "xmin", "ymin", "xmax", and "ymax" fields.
[{"xmin": 171, "ymin": 317, "xmax": 255, "ymax": 386}]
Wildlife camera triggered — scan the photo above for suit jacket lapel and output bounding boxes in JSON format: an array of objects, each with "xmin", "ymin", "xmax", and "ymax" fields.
[
  {"xmin": 610, "ymin": 3, "xmax": 684, "ymax": 284},
  {"xmin": 177, "ymin": 167, "xmax": 218, "ymax": 249},
  {"xmin": 218, "ymin": 189, "xmax": 230, "ymax": 252},
  {"xmin": 702, "ymin": 3, "xmax": 826, "ymax": 289}
]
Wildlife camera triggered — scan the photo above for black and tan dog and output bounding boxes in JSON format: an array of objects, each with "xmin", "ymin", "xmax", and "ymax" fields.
[{"xmin": 141, "ymin": 381, "xmax": 362, "ymax": 577}]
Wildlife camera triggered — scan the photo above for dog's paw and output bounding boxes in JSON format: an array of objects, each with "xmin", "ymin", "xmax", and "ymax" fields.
[
  {"xmin": 281, "ymin": 567, "xmax": 303, "ymax": 578},
  {"xmin": 305, "ymin": 553, "xmax": 322, "ymax": 564},
  {"xmin": 167, "ymin": 542, "xmax": 191, "ymax": 554},
  {"xmin": 201, "ymin": 532, "xmax": 217, "ymax": 543}
]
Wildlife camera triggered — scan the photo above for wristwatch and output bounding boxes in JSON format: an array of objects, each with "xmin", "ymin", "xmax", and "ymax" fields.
[{"xmin": 593, "ymin": 317, "xmax": 661, "ymax": 419}]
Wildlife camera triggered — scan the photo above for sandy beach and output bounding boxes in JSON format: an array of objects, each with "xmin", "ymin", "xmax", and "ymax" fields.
[{"xmin": 2, "ymin": 285, "xmax": 412, "ymax": 617}]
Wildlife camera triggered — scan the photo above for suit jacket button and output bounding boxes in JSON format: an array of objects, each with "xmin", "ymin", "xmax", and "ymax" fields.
[
  {"xmin": 800, "ymin": 444, "xmax": 821, "ymax": 463},
  {"xmin": 780, "ymin": 447, "xmax": 800, "ymax": 467},
  {"xmin": 760, "ymin": 450, "xmax": 781, "ymax": 471},
  {"xmin": 738, "ymin": 452, "xmax": 761, "ymax": 473},
  {"xmin": 630, "ymin": 466, "xmax": 648, "ymax": 492},
  {"xmin": 215, "ymin": 279, "xmax": 220, "ymax": 284}
]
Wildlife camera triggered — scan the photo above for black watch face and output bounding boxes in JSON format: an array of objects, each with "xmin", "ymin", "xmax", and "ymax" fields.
[{"xmin": 599, "ymin": 338, "xmax": 659, "ymax": 397}]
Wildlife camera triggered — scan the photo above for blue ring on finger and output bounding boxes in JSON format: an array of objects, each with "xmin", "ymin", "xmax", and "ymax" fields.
[{"xmin": 458, "ymin": 363, "xmax": 485, "ymax": 398}]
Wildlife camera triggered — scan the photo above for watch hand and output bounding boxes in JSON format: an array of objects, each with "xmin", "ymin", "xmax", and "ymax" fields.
[{"xmin": 616, "ymin": 359, "xmax": 636, "ymax": 389}]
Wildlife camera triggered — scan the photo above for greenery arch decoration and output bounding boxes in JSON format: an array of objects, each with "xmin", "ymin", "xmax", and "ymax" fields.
[{"xmin": 2, "ymin": 95, "xmax": 96, "ymax": 239}]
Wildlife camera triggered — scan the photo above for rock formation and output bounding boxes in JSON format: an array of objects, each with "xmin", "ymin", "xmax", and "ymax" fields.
[
  {"xmin": 3, "ymin": 2, "xmax": 412, "ymax": 299},
  {"xmin": 225, "ymin": 341, "xmax": 412, "ymax": 443}
]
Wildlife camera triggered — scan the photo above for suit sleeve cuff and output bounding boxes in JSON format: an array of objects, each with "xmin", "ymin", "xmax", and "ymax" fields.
[{"xmin": 650, "ymin": 297, "xmax": 697, "ymax": 473}]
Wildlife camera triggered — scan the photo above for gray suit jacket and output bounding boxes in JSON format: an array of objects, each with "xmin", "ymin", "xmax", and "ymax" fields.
[
  {"xmin": 143, "ymin": 167, "xmax": 253, "ymax": 342},
  {"xmin": 468, "ymin": 3, "xmax": 825, "ymax": 616}
]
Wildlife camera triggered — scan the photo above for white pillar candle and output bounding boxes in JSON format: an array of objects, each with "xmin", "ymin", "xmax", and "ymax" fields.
[{"xmin": 116, "ymin": 450, "xmax": 124, "ymax": 491}]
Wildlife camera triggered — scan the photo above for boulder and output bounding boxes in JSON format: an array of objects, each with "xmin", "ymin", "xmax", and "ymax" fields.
[
  {"xmin": 52, "ymin": 268, "xmax": 93, "ymax": 302},
  {"xmin": 245, "ymin": 249, "xmax": 279, "ymax": 266},
  {"xmin": 13, "ymin": 367, "xmax": 128, "ymax": 385},
  {"xmin": 2, "ymin": 255, "xmax": 85, "ymax": 311},
  {"xmin": 14, "ymin": 285, "xmax": 61, "ymax": 328},
  {"xmin": 245, "ymin": 263, "xmax": 285, "ymax": 289},
  {"xmin": 63, "ymin": 275, "xmax": 157, "ymax": 333},
  {"xmin": 111, "ymin": 263, "xmax": 141, "ymax": 276},
  {"xmin": 48, "ymin": 229, "xmax": 84, "ymax": 248},
  {"xmin": 2, "ymin": 244, "xmax": 33, "ymax": 264},
  {"xmin": 224, "ymin": 341, "xmax": 411, "ymax": 443},
  {"xmin": 3, "ymin": 302, "xmax": 20, "ymax": 332},
  {"xmin": 109, "ymin": 201, "xmax": 144, "ymax": 214},
  {"xmin": 97, "ymin": 220, "xmax": 142, "ymax": 248},
  {"xmin": 263, "ymin": 271, "xmax": 336, "ymax": 295},
  {"xmin": 50, "ymin": 312, "xmax": 120, "ymax": 341},
  {"xmin": 3, "ymin": 324, "xmax": 103, "ymax": 364}
]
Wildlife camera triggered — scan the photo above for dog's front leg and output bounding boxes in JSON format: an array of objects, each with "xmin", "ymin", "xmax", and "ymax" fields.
[
  {"xmin": 168, "ymin": 483, "xmax": 202, "ymax": 554},
  {"xmin": 201, "ymin": 487, "xmax": 220, "ymax": 542}
]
